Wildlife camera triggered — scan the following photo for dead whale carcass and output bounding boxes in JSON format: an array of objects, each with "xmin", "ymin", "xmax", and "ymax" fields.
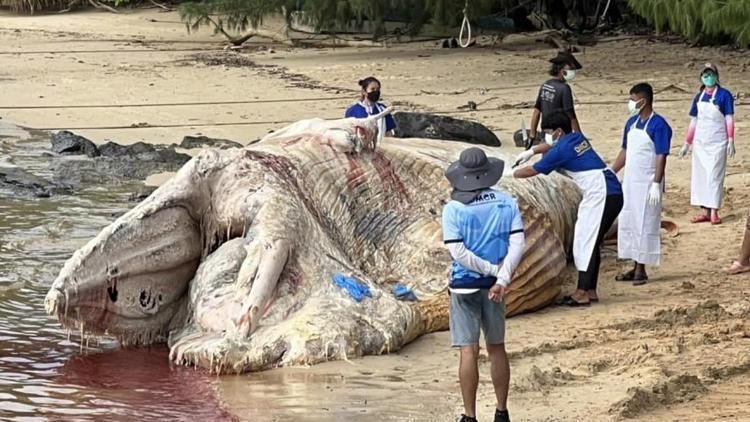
[{"xmin": 45, "ymin": 116, "xmax": 581, "ymax": 374}]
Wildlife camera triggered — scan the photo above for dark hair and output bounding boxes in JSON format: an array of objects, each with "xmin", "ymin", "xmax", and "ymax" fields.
[
  {"xmin": 541, "ymin": 111, "xmax": 572, "ymax": 134},
  {"xmin": 629, "ymin": 83, "xmax": 654, "ymax": 105},
  {"xmin": 549, "ymin": 63, "xmax": 564, "ymax": 77},
  {"xmin": 358, "ymin": 76, "xmax": 381, "ymax": 91}
]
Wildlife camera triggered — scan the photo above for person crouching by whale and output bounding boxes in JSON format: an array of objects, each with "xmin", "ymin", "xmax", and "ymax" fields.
[
  {"xmin": 513, "ymin": 111, "xmax": 623, "ymax": 306},
  {"xmin": 442, "ymin": 147, "xmax": 525, "ymax": 422}
]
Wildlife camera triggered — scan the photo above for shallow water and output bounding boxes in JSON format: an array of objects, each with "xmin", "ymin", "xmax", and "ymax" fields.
[{"xmin": 0, "ymin": 131, "xmax": 236, "ymax": 421}]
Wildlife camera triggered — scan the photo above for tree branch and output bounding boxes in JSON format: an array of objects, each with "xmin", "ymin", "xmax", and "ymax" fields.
[
  {"xmin": 148, "ymin": 0, "xmax": 171, "ymax": 11},
  {"xmin": 87, "ymin": 0, "xmax": 118, "ymax": 13}
]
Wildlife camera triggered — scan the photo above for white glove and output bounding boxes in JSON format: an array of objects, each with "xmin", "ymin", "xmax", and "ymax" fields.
[
  {"xmin": 678, "ymin": 143, "xmax": 691, "ymax": 159},
  {"xmin": 647, "ymin": 182, "xmax": 661, "ymax": 207},
  {"xmin": 727, "ymin": 139, "xmax": 736, "ymax": 158},
  {"xmin": 513, "ymin": 149, "xmax": 534, "ymax": 168}
]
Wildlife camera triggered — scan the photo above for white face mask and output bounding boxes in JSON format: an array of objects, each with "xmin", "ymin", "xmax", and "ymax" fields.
[
  {"xmin": 563, "ymin": 69, "xmax": 576, "ymax": 82},
  {"xmin": 544, "ymin": 132, "xmax": 556, "ymax": 146},
  {"xmin": 628, "ymin": 99, "xmax": 644, "ymax": 116}
]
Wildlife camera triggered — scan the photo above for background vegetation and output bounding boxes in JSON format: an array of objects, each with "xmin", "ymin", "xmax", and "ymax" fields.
[{"xmin": 1, "ymin": 0, "xmax": 748, "ymax": 48}]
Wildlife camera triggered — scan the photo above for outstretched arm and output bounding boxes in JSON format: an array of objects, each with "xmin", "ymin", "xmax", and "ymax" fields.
[{"xmin": 513, "ymin": 166, "xmax": 539, "ymax": 179}]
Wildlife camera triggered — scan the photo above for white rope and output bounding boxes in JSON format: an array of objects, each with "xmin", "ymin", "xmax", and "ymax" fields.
[{"xmin": 458, "ymin": 3, "xmax": 472, "ymax": 48}]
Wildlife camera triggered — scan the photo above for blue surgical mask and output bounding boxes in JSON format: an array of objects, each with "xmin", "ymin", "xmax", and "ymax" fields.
[{"xmin": 701, "ymin": 74, "xmax": 717, "ymax": 87}]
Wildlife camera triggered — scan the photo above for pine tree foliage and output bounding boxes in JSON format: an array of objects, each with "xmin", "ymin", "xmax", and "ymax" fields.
[{"xmin": 627, "ymin": 0, "xmax": 750, "ymax": 46}]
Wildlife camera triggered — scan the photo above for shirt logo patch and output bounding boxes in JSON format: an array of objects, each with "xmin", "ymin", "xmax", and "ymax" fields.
[
  {"xmin": 574, "ymin": 139, "xmax": 592, "ymax": 156},
  {"xmin": 471, "ymin": 192, "xmax": 497, "ymax": 203}
]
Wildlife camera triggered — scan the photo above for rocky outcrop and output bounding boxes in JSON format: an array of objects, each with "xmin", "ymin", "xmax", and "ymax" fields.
[
  {"xmin": 393, "ymin": 112, "xmax": 501, "ymax": 146},
  {"xmin": 48, "ymin": 134, "xmax": 191, "ymax": 185},
  {"xmin": 51, "ymin": 131, "xmax": 100, "ymax": 158}
]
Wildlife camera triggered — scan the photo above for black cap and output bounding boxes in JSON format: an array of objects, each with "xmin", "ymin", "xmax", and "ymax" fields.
[{"xmin": 549, "ymin": 50, "xmax": 582, "ymax": 70}]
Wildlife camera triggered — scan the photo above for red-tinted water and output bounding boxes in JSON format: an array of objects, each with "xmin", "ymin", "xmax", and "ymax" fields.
[{"xmin": 0, "ymin": 135, "xmax": 237, "ymax": 421}]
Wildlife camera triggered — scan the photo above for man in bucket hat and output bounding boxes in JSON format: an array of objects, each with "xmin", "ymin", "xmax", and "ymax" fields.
[{"xmin": 442, "ymin": 147, "xmax": 525, "ymax": 422}]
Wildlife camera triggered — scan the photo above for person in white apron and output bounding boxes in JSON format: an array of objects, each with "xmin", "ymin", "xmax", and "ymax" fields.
[
  {"xmin": 611, "ymin": 83, "xmax": 673, "ymax": 285},
  {"xmin": 514, "ymin": 111, "xmax": 623, "ymax": 306},
  {"xmin": 344, "ymin": 76, "xmax": 397, "ymax": 144},
  {"xmin": 678, "ymin": 63, "xmax": 736, "ymax": 225}
]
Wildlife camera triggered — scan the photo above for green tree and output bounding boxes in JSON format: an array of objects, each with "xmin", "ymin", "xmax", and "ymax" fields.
[{"xmin": 627, "ymin": 0, "xmax": 750, "ymax": 46}]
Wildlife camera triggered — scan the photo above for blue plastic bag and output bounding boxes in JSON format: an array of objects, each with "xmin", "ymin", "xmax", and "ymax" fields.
[
  {"xmin": 392, "ymin": 283, "xmax": 418, "ymax": 302},
  {"xmin": 333, "ymin": 273, "xmax": 372, "ymax": 302}
]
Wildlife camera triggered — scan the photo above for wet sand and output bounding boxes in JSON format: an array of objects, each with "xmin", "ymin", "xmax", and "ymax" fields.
[{"xmin": 1, "ymin": 9, "xmax": 749, "ymax": 421}]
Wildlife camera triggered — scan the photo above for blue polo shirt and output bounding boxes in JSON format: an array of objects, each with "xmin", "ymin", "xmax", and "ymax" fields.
[
  {"xmin": 442, "ymin": 189, "xmax": 524, "ymax": 289},
  {"xmin": 345, "ymin": 103, "xmax": 397, "ymax": 132},
  {"xmin": 689, "ymin": 86, "xmax": 734, "ymax": 117},
  {"xmin": 621, "ymin": 113, "xmax": 672, "ymax": 155},
  {"xmin": 533, "ymin": 132, "xmax": 622, "ymax": 196}
]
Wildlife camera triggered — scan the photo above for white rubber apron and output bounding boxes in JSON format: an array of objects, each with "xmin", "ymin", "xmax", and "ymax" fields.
[
  {"xmin": 359, "ymin": 101, "xmax": 387, "ymax": 142},
  {"xmin": 691, "ymin": 90, "xmax": 728, "ymax": 209},
  {"xmin": 618, "ymin": 114, "xmax": 662, "ymax": 266},
  {"xmin": 563, "ymin": 168, "xmax": 607, "ymax": 271}
]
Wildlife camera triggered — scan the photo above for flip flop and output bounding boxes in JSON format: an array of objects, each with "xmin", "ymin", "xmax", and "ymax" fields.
[
  {"xmin": 615, "ymin": 270, "xmax": 635, "ymax": 281},
  {"xmin": 691, "ymin": 214, "xmax": 711, "ymax": 223},
  {"xmin": 561, "ymin": 295, "xmax": 590, "ymax": 307},
  {"xmin": 727, "ymin": 261, "xmax": 750, "ymax": 275},
  {"xmin": 711, "ymin": 216, "xmax": 722, "ymax": 225}
]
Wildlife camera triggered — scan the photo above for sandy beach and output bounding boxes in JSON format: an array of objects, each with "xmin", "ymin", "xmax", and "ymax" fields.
[{"xmin": 1, "ymin": 8, "xmax": 749, "ymax": 421}]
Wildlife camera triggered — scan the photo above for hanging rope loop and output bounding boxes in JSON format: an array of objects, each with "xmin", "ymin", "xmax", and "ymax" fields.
[{"xmin": 458, "ymin": 0, "xmax": 472, "ymax": 48}]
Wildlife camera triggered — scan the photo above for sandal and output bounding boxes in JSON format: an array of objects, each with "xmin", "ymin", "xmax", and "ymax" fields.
[
  {"xmin": 691, "ymin": 214, "xmax": 711, "ymax": 223},
  {"xmin": 615, "ymin": 270, "xmax": 635, "ymax": 281},
  {"xmin": 561, "ymin": 295, "xmax": 590, "ymax": 307},
  {"xmin": 711, "ymin": 216, "xmax": 722, "ymax": 225},
  {"xmin": 727, "ymin": 261, "xmax": 750, "ymax": 275}
]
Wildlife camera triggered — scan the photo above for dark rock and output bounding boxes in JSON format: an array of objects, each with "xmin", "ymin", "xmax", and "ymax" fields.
[
  {"xmin": 392, "ymin": 112, "xmax": 501, "ymax": 147},
  {"xmin": 179, "ymin": 135, "xmax": 242, "ymax": 150},
  {"xmin": 51, "ymin": 131, "xmax": 100, "ymax": 157},
  {"xmin": 0, "ymin": 164, "xmax": 68, "ymax": 197},
  {"xmin": 98, "ymin": 141, "xmax": 190, "ymax": 165},
  {"xmin": 51, "ymin": 142, "xmax": 191, "ymax": 186}
]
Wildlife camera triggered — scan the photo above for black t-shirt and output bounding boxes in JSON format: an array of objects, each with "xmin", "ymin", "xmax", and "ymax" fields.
[{"xmin": 534, "ymin": 78, "xmax": 577, "ymax": 125}]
